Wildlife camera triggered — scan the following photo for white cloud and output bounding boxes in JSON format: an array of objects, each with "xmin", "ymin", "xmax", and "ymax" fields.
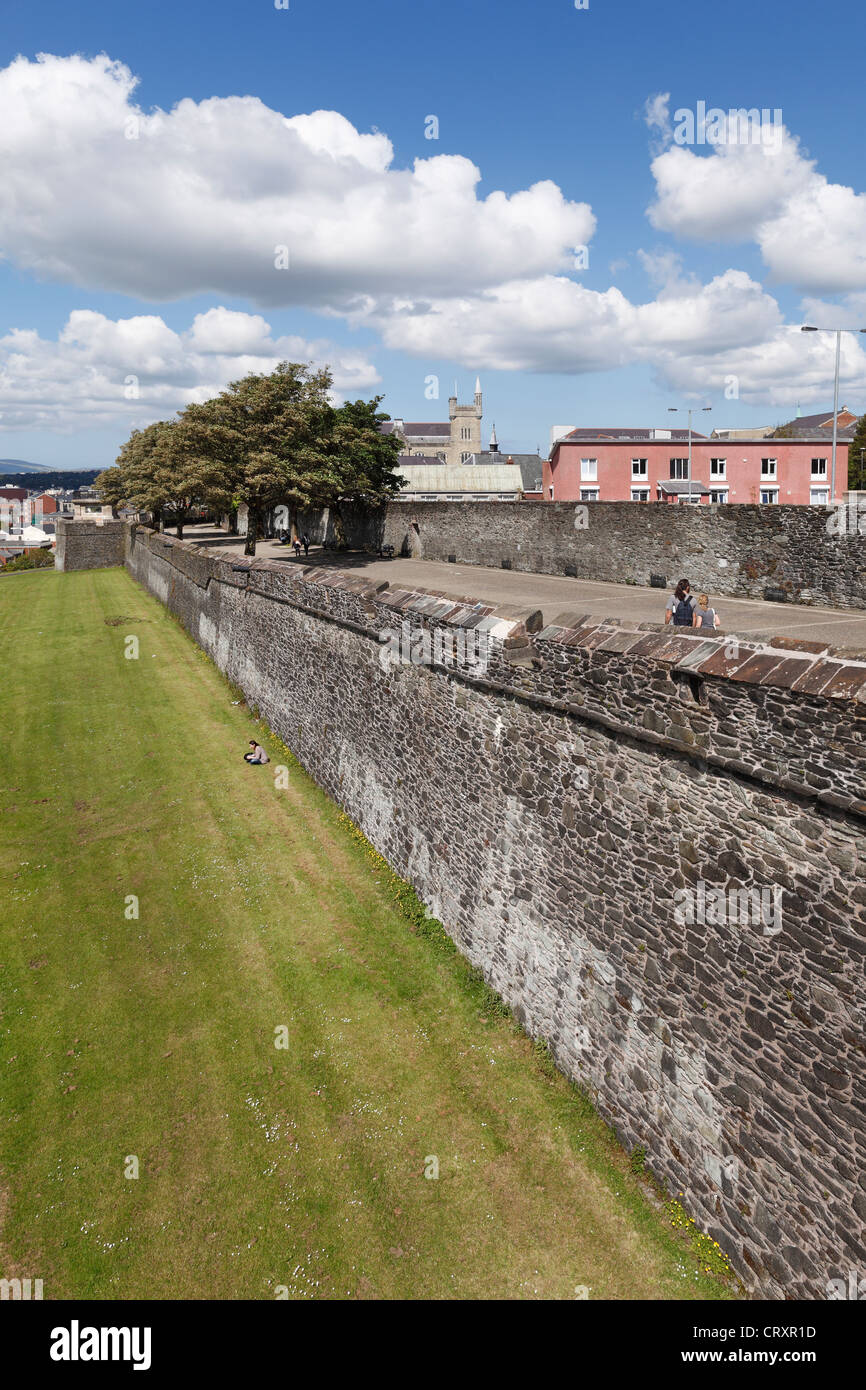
[
  {"xmin": 364, "ymin": 267, "xmax": 783, "ymax": 377},
  {"xmin": 0, "ymin": 308, "xmax": 380, "ymax": 432},
  {"xmin": 647, "ymin": 120, "xmax": 866, "ymax": 293},
  {"xmin": 0, "ymin": 53, "xmax": 594, "ymax": 309}
]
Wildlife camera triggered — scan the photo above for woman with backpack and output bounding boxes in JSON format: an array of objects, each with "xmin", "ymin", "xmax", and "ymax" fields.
[{"xmin": 665, "ymin": 578, "xmax": 696, "ymax": 627}]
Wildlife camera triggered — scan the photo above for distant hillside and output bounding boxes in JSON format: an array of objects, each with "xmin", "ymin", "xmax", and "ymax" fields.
[
  {"xmin": 0, "ymin": 469, "xmax": 101, "ymax": 491},
  {"xmin": 0, "ymin": 459, "xmax": 55, "ymax": 474}
]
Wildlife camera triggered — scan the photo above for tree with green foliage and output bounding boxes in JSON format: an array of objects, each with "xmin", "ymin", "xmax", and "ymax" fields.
[
  {"xmin": 97, "ymin": 422, "xmax": 174, "ymax": 531},
  {"xmin": 187, "ymin": 362, "xmax": 335, "ymax": 556},
  {"xmin": 848, "ymin": 413, "xmax": 866, "ymax": 491},
  {"xmin": 320, "ymin": 397, "xmax": 406, "ymax": 546}
]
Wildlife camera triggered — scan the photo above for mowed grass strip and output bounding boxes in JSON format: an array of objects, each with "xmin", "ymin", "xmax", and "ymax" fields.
[{"xmin": 0, "ymin": 568, "xmax": 734, "ymax": 1300}]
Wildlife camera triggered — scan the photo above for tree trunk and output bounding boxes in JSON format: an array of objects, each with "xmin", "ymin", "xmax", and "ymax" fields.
[
  {"xmin": 176, "ymin": 513, "xmax": 185, "ymax": 541},
  {"xmin": 155, "ymin": 507, "xmax": 165, "ymax": 533},
  {"xmin": 289, "ymin": 504, "xmax": 299, "ymax": 544},
  {"xmin": 244, "ymin": 506, "xmax": 258, "ymax": 556},
  {"xmin": 333, "ymin": 505, "xmax": 347, "ymax": 549}
]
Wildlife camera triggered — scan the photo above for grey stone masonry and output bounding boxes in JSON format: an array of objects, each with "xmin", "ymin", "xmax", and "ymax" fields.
[
  {"xmin": 330, "ymin": 499, "xmax": 866, "ymax": 609},
  {"xmin": 120, "ymin": 523, "xmax": 866, "ymax": 1298},
  {"xmin": 55, "ymin": 518, "xmax": 126, "ymax": 571}
]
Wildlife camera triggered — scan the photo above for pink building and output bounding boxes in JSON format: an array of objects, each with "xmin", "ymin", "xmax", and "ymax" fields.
[{"xmin": 545, "ymin": 425, "xmax": 851, "ymax": 506}]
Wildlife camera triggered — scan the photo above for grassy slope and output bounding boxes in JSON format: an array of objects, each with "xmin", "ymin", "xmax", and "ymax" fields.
[{"xmin": 0, "ymin": 569, "xmax": 734, "ymax": 1300}]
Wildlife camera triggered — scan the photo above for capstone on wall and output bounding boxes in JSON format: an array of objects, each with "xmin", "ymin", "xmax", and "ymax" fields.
[{"xmin": 124, "ymin": 524, "xmax": 866, "ymax": 1298}]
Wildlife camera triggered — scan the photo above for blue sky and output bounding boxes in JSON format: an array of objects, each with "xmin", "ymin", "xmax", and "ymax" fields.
[{"xmin": 1, "ymin": 0, "xmax": 864, "ymax": 467}]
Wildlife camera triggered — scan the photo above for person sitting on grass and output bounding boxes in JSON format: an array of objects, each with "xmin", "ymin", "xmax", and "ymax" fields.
[{"xmin": 244, "ymin": 740, "xmax": 269, "ymax": 764}]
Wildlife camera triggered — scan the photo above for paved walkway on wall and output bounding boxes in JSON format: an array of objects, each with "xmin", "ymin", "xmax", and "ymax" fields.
[{"xmin": 183, "ymin": 525, "xmax": 866, "ymax": 653}]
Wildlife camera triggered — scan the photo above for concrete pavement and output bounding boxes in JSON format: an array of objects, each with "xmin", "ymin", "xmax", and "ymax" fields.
[{"xmin": 182, "ymin": 525, "xmax": 866, "ymax": 653}]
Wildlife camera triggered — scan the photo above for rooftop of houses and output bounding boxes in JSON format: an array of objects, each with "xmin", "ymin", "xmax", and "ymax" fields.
[{"xmin": 396, "ymin": 463, "xmax": 523, "ymax": 493}]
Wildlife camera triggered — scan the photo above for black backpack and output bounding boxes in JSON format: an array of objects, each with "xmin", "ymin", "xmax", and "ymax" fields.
[{"xmin": 672, "ymin": 596, "xmax": 693, "ymax": 626}]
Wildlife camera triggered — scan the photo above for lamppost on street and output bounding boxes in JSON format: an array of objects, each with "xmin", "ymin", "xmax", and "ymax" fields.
[
  {"xmin": 668, "ymin": 405, "xmax": 712, "ymax": 503},
  {"xmin": 800, "ymin": 325, "xmax": 866, "ymax": 502}
]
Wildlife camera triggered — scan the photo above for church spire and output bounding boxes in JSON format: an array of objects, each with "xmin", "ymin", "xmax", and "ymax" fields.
[{"xmin": 489, "ymin": 422, "xmax": 499, "ymax": 454}]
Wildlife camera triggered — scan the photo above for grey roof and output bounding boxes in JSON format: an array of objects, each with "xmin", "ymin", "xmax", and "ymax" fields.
[
  {"xmin": 657, "ymin": 479, "xmax": 712, "ymax": 495},
  {"xmin": 481, "ymin": 451, "xmax": 544, "ymax": 492},
  {"xmin": 775, "ymin": 407, "xmax": 859, "ymax": 434},
  {"xmin": 398, "ymin": 463, "xmax": 522, "ymax": 493},
  {"xmin": 561, "ymin": 427, "xmax": 705, "ymax": 443},
  {"xmin": 402, "ymin": 422, "xmax": 452, "ymax": 437},
  {"xmin": 396, "ymin": 454, "xmax": 445, "ymax": 467}
]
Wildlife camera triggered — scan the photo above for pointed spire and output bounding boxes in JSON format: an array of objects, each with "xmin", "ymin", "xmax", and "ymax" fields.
[
  {"xmin": 475, "ymin": 376, "xmax": 481, "ymax": 395},
  {"xmin": 489, "ymin": 422, "xmax": 499, "ymax": 453}
]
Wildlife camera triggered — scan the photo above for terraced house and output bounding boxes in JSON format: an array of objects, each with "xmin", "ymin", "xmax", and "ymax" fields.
[{"xmin": 545, "ymin": 408, "xmax": 857, "ymax": 505}]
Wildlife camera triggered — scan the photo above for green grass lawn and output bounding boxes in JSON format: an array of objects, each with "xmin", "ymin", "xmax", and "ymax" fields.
[{"xmin": 0, "ymin": 568, "xmax": 735, "ymax": 1300}]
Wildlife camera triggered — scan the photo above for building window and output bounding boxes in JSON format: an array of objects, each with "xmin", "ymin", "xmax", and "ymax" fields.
[
  {"xmin": 460, "ymin": 451, "xmax": 471, "ymax": 463},
  {"xmin": 548, "ymin": 485, "xmax": 554, "ymax": 499},
  {"xmin": 630, "ymin": 487, "xmax": 650, "ymax": 502},
  {"xmin": 710, "ymin": 458, "xmax": 726, "ymax": 477},
  {"xmin": 681, "ymin": 493, "xmax": 702, "ymax": 503},
  {"xmin": 670, "ymin": 457, "xmax": 689, "ymax": 479},
  {"xmin": 761, "ymin": 458, "xmax": 777, "ymax": 478},
  {"xmin": 580, "ymin": 487, "xmax": 599, "ymax": 502},
  {"xmin": 810, "ymin": 487, "xmax": 830, "ymax": 505},
  {"xmin": 498, "ymin": 494, "xmax": 515, "ymax": 501},
  {"xmin": 709, "ymin": 489, "xmax": 728, "ymax": 504},
  {"xmin": 811, "ymin": 457, "xmax": 827, "ymax": 477},
  {"xmin": 631, "ymin": 458, "xmax": 648, "ymax": 478},
  {"xmin": 760, "ymin": 487, "xmax": 779, "ymax": 504},
  {"xmin": 580, "ymin": 457, "xmax": 598, "ymax": 481},
  {"xmin": 461, "ymin": 426, "xmax": 471, "ymax": 440}
]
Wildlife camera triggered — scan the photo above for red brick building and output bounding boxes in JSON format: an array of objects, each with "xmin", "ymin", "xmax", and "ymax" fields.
[{"xmin": 545, "ymin": 411, "xmax": 856, "ymax": 506}]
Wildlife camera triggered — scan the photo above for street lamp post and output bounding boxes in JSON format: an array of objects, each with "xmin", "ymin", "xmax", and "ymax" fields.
[
  {"xmin": 668, "ymin": 406, "xmax": 711, "ymax": 503},
  {"xmin": 800, "ymin": 325, "xmax": 866, "ymax": 502}
]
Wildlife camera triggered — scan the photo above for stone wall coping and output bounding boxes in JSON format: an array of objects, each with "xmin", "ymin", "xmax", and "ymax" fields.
[{"xmin": 131, "ymin": 526, "xmax": 866, "ymax": 706}]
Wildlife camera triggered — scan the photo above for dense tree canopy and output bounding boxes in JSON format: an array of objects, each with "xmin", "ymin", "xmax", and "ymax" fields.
[{"xmin": 96, "ymin": 363, "xmax": 405, "ymax": 554}]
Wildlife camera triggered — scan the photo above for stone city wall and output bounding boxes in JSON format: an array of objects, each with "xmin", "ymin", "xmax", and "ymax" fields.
[
  {"xmin": 122, "ymin": 522, "xmax": 866, "ymax": 1298},
  {"xmin": 330, "ymin": 499, "xmax": 866, "ymax": 609},
  {"xmin": 55, "ymin": 518, "xmax": 126, "ymax": 571}
]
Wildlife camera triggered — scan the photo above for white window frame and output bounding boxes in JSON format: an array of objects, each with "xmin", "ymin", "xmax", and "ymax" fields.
[
  {"xmin": 631, "ymin": 458, "xmax": 648, "ymax": 479},
  {"xmin": 630, "ymin": 487, "xmax": 650, "ymax": 502},
  {"xmin": 460, "ymin": 451, "xmax": 471, "ymax": 463},
  {"xmin": 811, "ymin": 457, "xmax": 827, "ymax": 478},
  {"xmin": 461, "ymin": 426, "xmax": 471, "ymax": 440},
  {"xmin": 710, "ymin": 457, "xmax": 726, "ymax": 478},
  {"xmin": 709, "ymin": 488, "xmax": 728, "ymax": 504},
  {"xmin": 580, "ymin": 457, "xmax": 598, "ymax": 481},
  {"xmin": 760, "ymin": 486, "xmax": 779, "ymax": 504},
  {"xmin": 670, "ymin": 457, "xmax": 690, "ymax": 480},
  {"xmin": 761, "ymin": 457, "xmax": 778, "ymax": 478},
  {"xmin": 580, "ymin": 487, "xmax": 599, "ymax": 502},
  {"xmin": 809, "ymin": 487, "xmax": 830, "ymax": 505}
]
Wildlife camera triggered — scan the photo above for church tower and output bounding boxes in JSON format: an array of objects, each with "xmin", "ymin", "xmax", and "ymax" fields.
[{"xmin": 447, "ymin": 378, "xmax": 483, "ymax": 465}]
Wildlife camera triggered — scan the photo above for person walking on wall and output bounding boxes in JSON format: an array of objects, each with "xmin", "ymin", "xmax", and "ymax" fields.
[
  {"xmin": 693, "ymin": 593, "xmax": 720, "ymax": 630},
  {"xmin": 665, "ymin": 578, "xmax": 696, "ymax": 627}
]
